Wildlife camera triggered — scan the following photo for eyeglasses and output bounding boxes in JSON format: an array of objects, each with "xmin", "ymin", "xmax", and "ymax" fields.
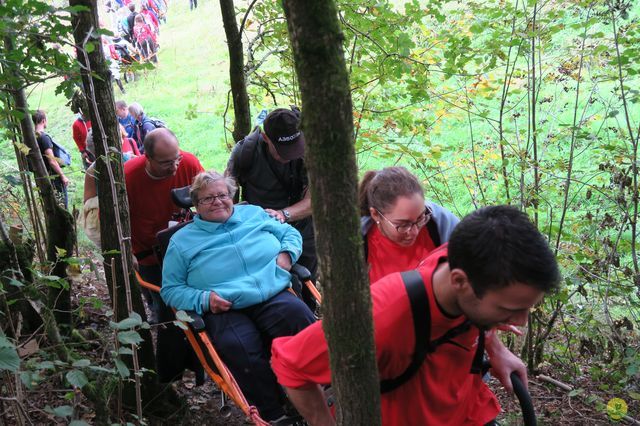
[
  {"xmin": 151, "ymin": 154, "xmax": 183, "ymax": 167},
  {"xmin": 375, "ymin": 206, "xmax": 432, "ymax": 234},
  {"xmin": 197, "ymin": 193, "xmax": 230, "ymax": 205}
]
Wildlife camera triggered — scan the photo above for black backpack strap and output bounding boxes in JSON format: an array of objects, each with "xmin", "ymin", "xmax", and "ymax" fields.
[
  {"xmin": 426, "ymin": 218, "xmax": 441, "ymax": 247},
  {"xmin": 470, "ymin": 328, "xmax": 485, "ymax": 374},
  {"xmin": 238, "ymin": 127, "xmax": 261, "ymax": 180},
  {"xmin": 379, "ymin": 269, "xmax": 485, "ymax": 394},
  {"xmin": 380, "ymin": 270, "xmax": 430, "ymax": 393}
]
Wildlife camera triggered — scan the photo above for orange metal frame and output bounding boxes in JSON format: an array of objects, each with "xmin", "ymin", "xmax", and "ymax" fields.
[{"xmin": 135, "ymin": 270, "xmax": 270, "ymax": 425}]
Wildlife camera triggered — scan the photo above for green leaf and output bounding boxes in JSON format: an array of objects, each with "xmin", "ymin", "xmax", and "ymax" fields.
[
  {"xmin": 69, "ymin": 421, "xmax": 91, "ymax": 426},
  {"xmin": 117, "ymin": 330, "xmax": 143, "ymax": 345},
  {"xmin": 7, "ymin": 278, "xmax": 24, "ymax": 288},
  {"xmin": 118, "ymin": 347, "xmax": 134, "ymax": 356},
  {"xmin": 175, "ymin": 310, "xmax": 194, "ymax": 322},
  {"xmin": 173, "ymin": 321, "xmax": 188, "ymax": 330},
  {"xmin": 0, "ymin": 337, "xmax": 20, "ymax": 372},
  {"xmin": 66, "ymin": 370, "xmax": 88, "ymax": 389},
  {"xmin": 110, "ymin": 312, "xmax": 143, "ymax": 330},
  {"xmin": 72, "ymin": 359, "xmax": 91, "ymax": 368},
  {"xmin": 88, "ymin": 365, "xmax": 114, "ymax": 373},
  {"xmin": 114, "ymin": 358, "xmax": 130, "ymax": 378},
  {"xmin": 45, "ymin": 404, "xmax": 73, "ymax": 418},
  {"xmin": 568, "ymin": 388, "xmax": 584, "ymax": 397},
  {"xmin": 36, "ymin": 360, "xmax": 55, "ymax": 370}
]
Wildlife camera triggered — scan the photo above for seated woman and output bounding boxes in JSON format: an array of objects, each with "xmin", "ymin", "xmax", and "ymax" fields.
[
  {"xmin": 359, "ymin": 166, "xmax": 459, "ymax": 283},
  {"xmin": 161, "ymin": 170, "xmax": 316, "ymax": 422}
]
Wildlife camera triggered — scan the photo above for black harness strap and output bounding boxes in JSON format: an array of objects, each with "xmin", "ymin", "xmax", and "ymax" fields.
[
  {"xmin": 380, "ymin": 269, "xmax": 486, "ymax": 394},
  {"xmin": 380, "ymin": 270, "xmax": 429, "ymax": 393}
]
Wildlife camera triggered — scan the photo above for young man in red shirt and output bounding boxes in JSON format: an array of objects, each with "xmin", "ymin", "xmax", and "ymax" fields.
[{"xmin": 271, "ymin": 205, "xmax": 560, "ymax": 425}]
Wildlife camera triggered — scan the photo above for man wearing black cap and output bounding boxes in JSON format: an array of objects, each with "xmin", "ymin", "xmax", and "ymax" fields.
[{"xmin": 226, "ymin": 107, "xmax": 317, "ymax": 279}]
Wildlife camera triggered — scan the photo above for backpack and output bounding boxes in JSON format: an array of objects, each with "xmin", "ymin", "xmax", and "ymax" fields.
[
  {"xmin": 31, "ymin": 132, "xmax": 71, "ymax": 171},
  {"xmin": 52, "ymin": 140, "xmax": 72, "ymax": 167},
  {"xmin": 145, "ymin": 116, "xmax": 166, "ymax": 129},
  {"xmin": 379, "ymin": 269, "xmax": 485, "ymax": 393}
]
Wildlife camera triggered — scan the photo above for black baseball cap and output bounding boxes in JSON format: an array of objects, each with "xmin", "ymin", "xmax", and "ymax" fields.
[{"xmin": 263, "ymin": 108, "xmax": 305, "ymax": 161}]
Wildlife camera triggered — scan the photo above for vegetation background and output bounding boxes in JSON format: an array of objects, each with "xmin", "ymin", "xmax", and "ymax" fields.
[{"xmin": 1, "ymin": 0, "xmax": 639, "ymax": 424}]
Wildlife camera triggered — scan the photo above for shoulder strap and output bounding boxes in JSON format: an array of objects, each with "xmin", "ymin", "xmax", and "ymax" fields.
[
  {"xmin": 380, "ymin": 270, "xmax": 430, "ymax": 393},
  {"xmin": 379, "ymin": 269, "xmax": 485, "ymax": 394},
  {"xmin": 426, "ymin": 218, "xmax": 441, "ymax": 247},
  {"xmin": 238, "ymin": 128, "xmax": 260, "ymax": 178}
]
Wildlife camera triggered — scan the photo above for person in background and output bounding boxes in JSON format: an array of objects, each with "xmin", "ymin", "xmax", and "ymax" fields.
[
  {"xmin": 126, "ymin": 3, "xmax": 137, "ymax": 38},
  {"xmin": 128, "ymin": 102, "xmax": 160, "ymax": 152},
  {"xmin": 32, "ymin": 110, "xmax": 70, "ymax": 209},
  {"xmin": 358, "ymin": 166, "xmax": 459, "ymax": 283},
  {"xmin": 116, "ymin": 100, "xmax": 136, "ymax": 139},
  {"xmin": 70, "ymin": 91, "xmax": 93, "ymax": 169},
  {"xmin": 119, "ymin": 124, "xmax": 140, "ymax": 160}
]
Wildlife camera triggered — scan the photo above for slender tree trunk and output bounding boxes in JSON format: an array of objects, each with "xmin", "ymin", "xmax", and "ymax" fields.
[
  {"xmin": 219, "ymin": 0, "xmax": 252, "ymax": 141},
  {"xmin": 282, "ymin": 1, "xmax": 381, "ymax": 425},
  {"xmin": 2, "ymin": 36, "xmax": 75, "ymax": 329},
  {"xmin": 69, "ymin": 0, "xmax": 178, "ymax": 414}
]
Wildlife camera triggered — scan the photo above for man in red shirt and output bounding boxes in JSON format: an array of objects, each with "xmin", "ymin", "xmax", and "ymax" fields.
[
  {"xmin": 124, "ymin": 127, "xmax": 203, "ymax": 323},
  {"xmin": 271, "ymin": 205, "xmax": 560, "ymax": 425},
  {"xmin": 70, "ymin": 92, "xmax": 93, "ymax": 168}
]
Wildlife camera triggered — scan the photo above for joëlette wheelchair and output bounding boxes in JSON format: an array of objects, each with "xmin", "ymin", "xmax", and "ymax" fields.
[
  {"xmin": 134, "ymin": 186, "xmax": 319, "ymax": 425},
  {"xmin": 135, "ymin": 186, "xmax": 536, "ymax": 426}
]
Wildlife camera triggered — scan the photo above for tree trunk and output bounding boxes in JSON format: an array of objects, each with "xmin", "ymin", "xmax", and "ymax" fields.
[
  {"xmin": 69, "ymin": 0, "xmax": 177, "ymax": 414},
  {"xmin": 2, "ymin": 36, "xmax": 75, "ymax": 329},
  {"xmin": 219, "ymin": 0, "xmax": 252, "ymax": 141},
  {"xmin": 282, "ymin": 2, "xmax": 381, "ymax": 425}
]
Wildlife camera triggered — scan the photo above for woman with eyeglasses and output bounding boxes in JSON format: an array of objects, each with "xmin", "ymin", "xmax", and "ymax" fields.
[
  {"xmin": 359, "ymin": 166, "xmax": 459, "ymax": 283},
  {"xmin": 161, "ymin": 170, "xmax": 315, "ymax": 423}
]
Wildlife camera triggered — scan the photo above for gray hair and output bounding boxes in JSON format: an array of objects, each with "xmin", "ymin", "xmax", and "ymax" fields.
[
  {"xmin": 128, "ymin": 102, "xmax": 144, "ymax": 118},
  {"xmin": 190, "ymin": 170, "xmax": 237, "ymax": 205}
]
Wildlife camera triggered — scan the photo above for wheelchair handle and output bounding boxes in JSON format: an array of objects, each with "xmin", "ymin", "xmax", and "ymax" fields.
[{"xmin": 511, "ymin": 372, "xmax": 536, "ymax": 426}]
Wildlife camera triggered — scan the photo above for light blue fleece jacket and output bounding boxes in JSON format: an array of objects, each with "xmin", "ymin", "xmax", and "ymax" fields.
[{"xmin": 161, "ymin": 204, "xmax": 302, "ymax": 314}]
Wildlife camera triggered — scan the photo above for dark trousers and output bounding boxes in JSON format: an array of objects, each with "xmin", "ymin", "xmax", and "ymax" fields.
[
  {"xmin": 137, "ymin": 263, "xmax": 167, "ymax": 322},
  {"xmin": 138, "ymin": 263, "xmax": 202, "ymax": 382},
  {"xmin": 203, "ymin": 290, "xmax": 315, "ymax": 421}
]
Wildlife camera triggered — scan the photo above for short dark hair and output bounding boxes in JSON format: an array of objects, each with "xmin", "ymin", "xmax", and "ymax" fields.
[
  {"xmin": 31, "ymin": 110, "xmax": 46, "ymax": 125},
  {"xmin": 358, "ymin": 166, "xmax": 423, "ymax": 216},
  {"xmin": 144, "ymin": 128, "xmax": 177, "ymax": 158},
  {"xmin": 448, "ymin": 205, "xmax": 560, "ymax": 297}
]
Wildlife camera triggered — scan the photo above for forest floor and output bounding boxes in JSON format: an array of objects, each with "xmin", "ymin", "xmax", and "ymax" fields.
[{"xmin": 14, "ymin": 252, "xmax": 634, "ymax": 426}]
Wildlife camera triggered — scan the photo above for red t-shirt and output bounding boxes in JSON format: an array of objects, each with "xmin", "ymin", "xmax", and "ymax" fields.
[
  {"xmin": 367, "ymin": 224, "xmax": 436, "ymax": 283},
  {"xmin": 271, "ymin": 246, "xmax": 500, "ymax": 426},
  {"xmin": 124, "ymin": 151, "xmax": 203, "ymax": 265},
  {"xmin": 72, "ymin": 118, "xmax": 92, "ymax": 152}
]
